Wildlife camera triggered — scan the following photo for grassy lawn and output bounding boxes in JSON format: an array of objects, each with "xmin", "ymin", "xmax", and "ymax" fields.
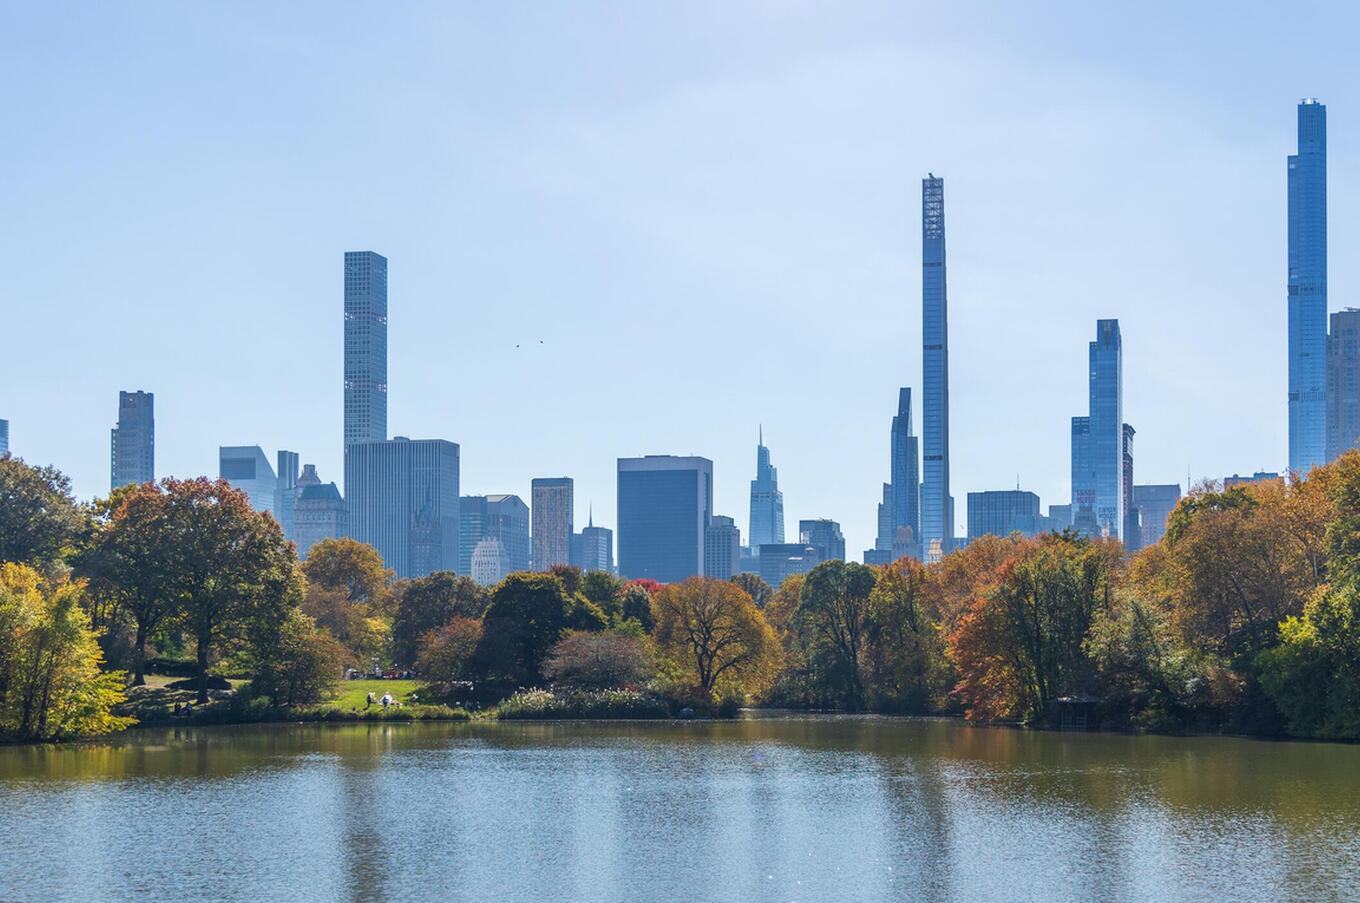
[{"xmin": 327, "ymin": 679, "xmax": 423, "ymax": 711}]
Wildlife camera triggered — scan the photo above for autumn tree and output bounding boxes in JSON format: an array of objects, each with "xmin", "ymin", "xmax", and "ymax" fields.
[
  {"xmin": 730, "ymin": 573, "xmax": 773, "ymax": 609},
  {"xmin": 301, "ymin": 537, "xmax": 393, "ymax": 610},
  {"xmin": 865, "ymin": 558, "xmax": 949, "ymax": 713},
  {"xmin": 651, "ymin": 577, "xmax": 781, "ymax": 702},
  {"xmin": 927, "ymin": 532, "xmax": 1027, "ymax": 630},
  {"xmin": 0, "ymin": 456, "xmax": 87, "ymax": 569},
  {"xmin": 416, "ymin": 617, "xmax": 484, "ymax": 685},
  {"xmin": 390, "ymin": 572, "xmax": 488, "ymax": 668},
  {"xmin": 545, "ymin": 629, "xmax": 654, "ymax": 690}
]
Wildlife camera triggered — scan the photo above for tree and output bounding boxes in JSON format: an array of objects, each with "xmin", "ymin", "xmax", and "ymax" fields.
[
  {"xmin": 416, "ymin": 617, "xmax": 484, "ymax": 685},
  {"xmin": 619, "ymin": 583, "xmax": 655, "ymax": 632},
  {"xmin": 0, "ymin": 563, "xmax": 133, "ymax": 740},
  {"xmin": 390, "ymin": 572, "xmax": 488, "ymax": 668},
  {"xmin": 474, "ymin": 572, "xmax": 593, "ymax": 689},
  {"xmin": 651, "ymin": 577, "xmax": 781, "ymax": 701},
  {"xmin": 250, "ymin": 609, "xmax": 345, "ymax": 707},
  {"xmin": 794, "ymin": 561, "xmax": 877, "ymax": 710},
  {"xmin": 300, "ymin": 537, "xmax": 393, "ymax": 610},
  {"xmin": 301, "ymin": 586, "xmax": 388, "ymax": 668},
  {"xmin": 0, "ymin": 456, "xmax": 86, "ymax": 569},
  {"xmin": 545, "ymin": 629, "xmax": 653, "ymax": 690},
  {"xmin": 731, "ymin": 573, "xmax": 773, "ymax": 609},
  {"xmin": 154, "ymin": 479, "xmax": 301, "ymax": 702},
  {"xmin": 866, "ymin": 558, "xmax": 949, "ymax": 713},
  {"xmin": 927, "ymin": 532, "xmax": 1027, "ymax": 630},
  {"xmin": 580, "ymin": 570, "xmax": 624, "ymax": 619}
]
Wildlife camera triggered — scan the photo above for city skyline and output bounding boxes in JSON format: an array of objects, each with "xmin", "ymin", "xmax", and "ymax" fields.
[{"xmin": 5, "ymin": 5, "xmax": 1357, "ymax": 559}]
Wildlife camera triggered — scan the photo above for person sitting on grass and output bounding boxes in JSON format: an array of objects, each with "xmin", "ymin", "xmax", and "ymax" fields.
[{"xmin": 380, "ymin": 693, "xmax": 393, "ymax": 709}]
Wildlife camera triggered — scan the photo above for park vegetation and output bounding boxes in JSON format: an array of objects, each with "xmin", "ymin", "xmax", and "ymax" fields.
[{"xmin": 7, "ymin": 445, "xmax": 1360, "ymax": 740}]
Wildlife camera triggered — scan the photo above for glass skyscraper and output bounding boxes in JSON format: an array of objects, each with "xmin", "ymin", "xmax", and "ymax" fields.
[
  {"xmin": 1071, "ymin": 320, "xmax": 1125, "ymax": 539},
  {"xmin": 748, "ymin": 429, "xmax": 784, "ymax": 548},
  {"xmin": 617, "ymin": 455, "xmax": 712, "ymax": 582},
  {"xmin": 1288, "ymin": 99, "xmax": 1327, "ymax": 475},
  {"xmin": 345, "ymin": 437, "xmax": 460, "ymax": 578},
  {"xmin": 110, "ymin": 390, "xmax": 155, "ymax": 490},
  {"xmin": 344, "ymin": 251, "xmax": 388, "ymax": 448},
  {"xmin": 1325, "ymin": 308, "xmax": 1360, "ymax": 461},
  {"xmin": 873, "ymin": 387, "xmax": 920, "ymax": 559},
  {"xmin": 219, "ymin": 445, "xmax": 278, "ymax": 513},
  {"xmin": 921, "ymin": 175, "xmax": 952, "ymax": 562}
]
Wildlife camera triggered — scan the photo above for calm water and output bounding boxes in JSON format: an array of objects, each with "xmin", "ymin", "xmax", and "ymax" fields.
[{"xmin": 1, "ymin": 715, "xmax": 1358, "ymax": 902}]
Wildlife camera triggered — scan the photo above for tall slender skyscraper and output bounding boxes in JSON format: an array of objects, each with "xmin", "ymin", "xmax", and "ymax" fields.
[
  {"xmin": 1071, "ymin": 320, "xmax": 1125, "ymax": 539},
  {"xmin": 110, "ymin": 390, "xmax": 154, "ymax": 490},
  {"xmin": 748, "ymin": 429, "xmax": 784, "ymax": 547},
  {"xmin": 1288, "ymin": 99, "xmax": 1327, "ymax": 475},
  {"xmin": 921, "ymin": 175, "xmax": 952, "ymax": 561},
  {"xmin": 344, "ymin": 251, "xmax": 388, "ymax": 448}
]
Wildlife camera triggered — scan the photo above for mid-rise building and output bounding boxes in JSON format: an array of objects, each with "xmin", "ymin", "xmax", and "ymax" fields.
[
  {"xmin": 293, "ymin": 466, "xmax": 348, "ymax": 558},
  {"xmin": 1223, "ymin": 471, "xmax": 1281, "ymax": 488},
  {"xmin": 799, "ymin": 518, "xmax": 845, "ymax": 563},
  {"xmin": 220, "ymin": 446, "xmax": 277, "ymax": 513},
  {"xmin": 748, "ymin": 430, "xmax": 785, "ymax": 548},
  {"xmin": 921, "ymin": 175, "xmax": 953, "ymax": 562},
  {"xmin": 617, "ymin": 455, "xmax": 712, "ymax": 582},
  {"xmin": 1070, "ymin": 320, "xmax": 1125, "ymax": 539},
  {"xmin": 704, "ymin": 515, "xmax": 741, "ymax": 579},
  {"xmin": 460, "ymin": 494, "xmax": 530, "ymax": 576},
  {"xmin": 345, "ymin": 437, "xmax": 459, "ymax": 579},
  {"xmin": 757, "ymin": 543, "xmax": 819, "ymax": 588},
  {"xmin": 531, "ymin": 477, "xmax": 574, "ymax": 569},
  {"xmin": 344, "ymin": 251, "xmax": 388, "ymax": 449},
  {"xmin": 470, "ymin": 538, "xmax": 509, "ymax": 587},
  {"xmin": 967, "ymin": 490, "xmax": 1042, "ymax": 540},
  {"xmin": 110, "ymin": 390, "xmax": 154, "ymax": 490},
  {"xmin": 572, "ymin": 511, "xmax": 615, "ymax": 574},
  {"xmin": 1326, "ymin": 308, "xmax": 1360, "ymax": 461},
  {"xmin": 1131, "ymin": 484, "xmax": 1181, "ymax": 549},
  {"xmin": 1288, "ymin": 99, "xmax": 1328, "ymax": 475}
]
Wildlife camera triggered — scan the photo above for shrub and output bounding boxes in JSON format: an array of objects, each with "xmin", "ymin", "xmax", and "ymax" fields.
[{"xmin": 496, "ymin": 688, "xmax": 670, "ymax": 720}]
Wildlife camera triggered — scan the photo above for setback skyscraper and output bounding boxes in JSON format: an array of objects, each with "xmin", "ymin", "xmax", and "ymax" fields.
[
  {"xmin": 1288, "ymin": 99, "xmax": 1327, "ymax": 475},
  {"xmin": 531, "ymin": 477, "xmax": 574, "ymax": 569},
  {"xmin": 921, "ymin": 175, "xmax": 952, "ymax": 562},
  {"xmin": 344, "ymin": 251, "xmax": 388, "ymax": 448},
  {"xmin": 871, "ymin": 388, "xmax": 920, "ymax": 560},
  {"xmin": 748, "ymin": 430, "xmax": 784, "ymax": 547},
  {"xmin": 110, "ymin": 390, "xmax": 154, "ymax": 490},
  {"xmin": 617, "ymin": 455, "xmax": 712, "ymax": 582}
]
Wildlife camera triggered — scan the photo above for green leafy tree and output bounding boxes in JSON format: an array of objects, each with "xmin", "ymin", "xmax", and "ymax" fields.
[
  {"xmin": 795, "ymin": 561, "xmax": 878, "ymax": 710},
  {"xmin": 0, "ymin": 456, "xmax": 87, "ymax": 569},
  {"xmin": 390, "ymin": 572, "xmax": 488, "ymax": 668},
  {"xmin": 250, "ymin": 609, "xmax": 345, "ymax": 706},
  {"xmin": 474, "ymin": 572, "xmax": 599, "ymax": 690},
  {"xmin": 619, "ymin": 583, "xmax": 655, "ymax": 632},
  {"xmin": 866, "ymin": 558, "xmax": 949, "ymax": 713},
  {"xmin": 580, "ymin": 570, "xmax": 624, "ymax": 619},
  {"xmin": 731, "ymin": 573, "xmax": 773, "ymax": 609}
]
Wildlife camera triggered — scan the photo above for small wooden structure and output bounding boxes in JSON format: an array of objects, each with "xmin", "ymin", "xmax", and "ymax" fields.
[{"xmin": 1050, "ymin": 694, "xmax": 1100, "ymax": 731}]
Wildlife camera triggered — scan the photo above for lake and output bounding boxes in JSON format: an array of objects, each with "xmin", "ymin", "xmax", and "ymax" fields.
[{"xmin": 1, "ymin": 714, "xmax": 1357, "ymax": 902}]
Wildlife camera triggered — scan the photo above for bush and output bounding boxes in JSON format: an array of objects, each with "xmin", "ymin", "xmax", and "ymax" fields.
[
  {"xmin": 496, "ymin": 688, "xmax": 671, "ymax": 720},
  {"xmin": 544, "ymin": 629, "xmax": 654, "ymax": 690}
]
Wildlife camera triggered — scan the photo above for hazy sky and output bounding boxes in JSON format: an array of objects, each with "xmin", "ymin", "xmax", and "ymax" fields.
[{"xmin": 3, "ymin": 1, "xmax": 1358, "ymax": 558}]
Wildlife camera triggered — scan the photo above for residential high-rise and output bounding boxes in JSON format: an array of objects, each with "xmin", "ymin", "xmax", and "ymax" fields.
[
  {"xmin": 1071, "ymin": 320, "xmax": 1124, "ymax": 539},
  {"xmin": 704, "ymin": 515, "xmax": 741, "ymax": 579},
  {"xmin": 470, "ymin": 538, "xmax": 509, "ymax": 587},
  {"xmin": 274, "ymin": 450, "xmax": 300, "ymax": 539},
  {"xmin": 1288, "ymin": 99, "xmax": 1327, "ymax": 475},
  {"xmin": 292, "ymin": 466, "xmax": 348, "ymax": 558},
  {"xmin": 572, "ymin": 510, "xmax": 615, "ymax": 574},
  {"xmin": 1131, "ymin": 484, "xmax": 1181, "ymax": 549},
  {"xmin": 617, "ymin": 455, "xmax": 712, "ymax": 582},
  {"xmin": 1326, "ymin": 308, "xmax": 1360, "ymax": 461},
  {"xmin": 219, "ymin": 446, "xmax": 276, "ymax": 513},
  {"xmin": 110, "ymin": 390, "xmax": 154, "ymax": 490},
  {"xmin": 531, "ymin": 477, "xmax": 574, "ymax": 569},
  {"xmin": 345, "ymin": 437, "xmax": 459, "ymax": 579},
  {"xmin": 748, "ymin": 429, "xmax": 784, "ymax": 547},
  {"xmin": 921, "ymin": 175, "xmax": 952, "ymax": 562},
  {"xmin": 460, "ymin": 494, "xmax": 530, "ymax": 575},
  {"xmin": 0, "ymin": 419, "xmax": 8, "ymax": 456},
  {"xmin": 967, "ymin": 491, "xmax": 1042, "ymax": 540},
  {"xmin": 1122, "ymin": 424, "xmax": 1140, "ymax": 550},
  {"xmin": 344, "ymin": 251, "xmax": 388, "ymax": 448},
  {"xmin": 872, "ymin": 388, "xmax": 921, "ymax": 560},
  {"xmin": 799, "ymin": 518, "xmax": 845, "ymax": 563}
]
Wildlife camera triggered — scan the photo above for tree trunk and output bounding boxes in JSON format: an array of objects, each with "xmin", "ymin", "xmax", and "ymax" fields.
[
  {"xmin": 196, "ymin": 639, "xmax": 210, "ymax": 704},
  {"xmin": 132, "ymin": 622, "xmax": 148, "ymax": 686}
]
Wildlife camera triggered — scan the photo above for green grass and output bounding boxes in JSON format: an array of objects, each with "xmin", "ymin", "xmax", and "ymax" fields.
[{"xmin": 327, "ymin": 679, "xmax": 423, "ymax": 711}]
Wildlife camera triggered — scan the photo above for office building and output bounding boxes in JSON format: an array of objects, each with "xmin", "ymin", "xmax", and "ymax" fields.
[
  {"xmin": 220, "ymin": 446, "xmax": 277, "ymax": 513},
  {"xmin": 460, "ymin": 494, "xmax": 530, "ymax": 576},
  {"xmin": 921, "ymin": 175, "xmax": 953, "ymax": 562},
  {"xmin": 1070, "ymin": 320, "xmax": 1125, "ymax": 539},
  {"xmin": 1048, "ymin": 503, "xmax": 1072, "ymax": 527},
  {"xmin": 0, "ymin": 419, "xmax": 8, "ymax": 456},
  {"xmin": 799, "ymin": 518, "xmax": 845, "ymax": 563},
  {"xmin": 274, "ymin": 450, "xmax": 300, "ymax": 538},
  {"xmin": 704, "ymin": 515, "xmax": 741, "ymax": 579},
  {"xmin": 1132, "ymin": 484, "xmax": 1181, "ymax": 549},
  {"xmin": 1122, "ymin": 424, "xmax": 1140, "ymax": 550},
  {"xmin": 1223, "ymin": 471, "xmax": 1281, "ymax": 488},
  {"xmin": 967, "ymin": 491, "xmax": 1042, "ymax": 540},
  {"xmin": 1326, "ymin": 308, "xmax": 1360, "ymax": 461},
  {"xmin": 1288, "ymin": 99, "xmax": 1328, "ymax": 475},
  {"xmin": 572, "ymin": 511, "xmax": 615, "ymax": 574},
  {"xmin": 757, "ymin": 543, "xmax": 819, "ymax": 588},
  {"xmin": 617, "ymin": 455, "xmax": 712, "ymax": 582},
  {"xmin": 531, "ymin": 477, "xmax": 574, "ymax": 569},
  {"xmin": 110, "ymin": 390, "xmax": 154, "ymax": 490},
  {"xmin": 748, "ymin": 430, "xmax": 785, "ymax": 547},
  {"xmin": 470, "ymin": 538, "xmax": 509, "ymax": 587},
  {"xmin": 872, "ymin": 388, "xmax": 921, "ymax": 561},
  {"xmin": 292, "ymin": 466, "xmax": 348, "ymax": 558},
  {"xmin": 344, "ymin": 251, "xmax": 388, "ymax": 448},
  {"xmin": 345, "ymin": 437, "xmax": 459, "ymax": 579}
]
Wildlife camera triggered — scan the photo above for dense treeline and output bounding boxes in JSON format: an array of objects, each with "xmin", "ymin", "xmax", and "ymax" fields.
[{"xmin": 6, "ymin": 447, "xmax": 1360, "ymax": 740}]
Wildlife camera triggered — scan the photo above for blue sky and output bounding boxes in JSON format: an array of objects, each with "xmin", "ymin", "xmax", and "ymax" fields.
[{"xmin": 2, "ymin": 1, "xmax": 1357, "ymax": 557}]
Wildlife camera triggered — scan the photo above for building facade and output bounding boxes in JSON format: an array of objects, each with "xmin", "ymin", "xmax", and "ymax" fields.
[
  {"xmin": 967, "ymin": 490, "xmax": 1042, "ymax": 540},
  {"xmin": 274, "ymin": 450, "xmax": 300, "ymax": 539},
  {"xmin": 110, "ymin": 390, "xmax": 155, "ymax": 490},
  {"xmin": 0, "ymin": 418, "xmax": 7, "ymax": 456},
  {"xmin": 572, "ymin": 513, "xmax": 615, "ymax": 574},
  {"xmin": 921, "ymin": 175, "xmax": 953, "ymax": 562},
  {"xmin": 1326, "ymin": 308, "xmax": 1360, "ymax": 461},
  {"xmin": 704, "ymin": 515, "xmax": 741, "ymax": 579},
  {"xmin": 871, "ymin": 388, "xmax": 921, "ymax": 561},
  {"xmin": 757, "ymin": 543, "xmax": 819, "ymax": 589},
  {"xmin": 799, "ymin": 518, "xmax": 845, "ymax": 563},
  {"xmin": 1288, "ymin": 99, "xmax": 1328, "ymax": 475},
  {"xmin": 1122, "ymin": 423, "xmax": 1139, "ymax": 550},
  {"xmin": 1071, "ymin": 320, "xmax": 1125, "ymax": 539},
  {"xmin": 292, "ymin": 468, "xmax": 348, "ymax": 558},
  {"xmin": 344, "ymin": 251, "xmax": 388, "ymax": 448},
  {"xmin": 470, "ymin": 538, "xmax": 509, "ymax": 586},
  {"xmin": 460, "ymin": 494, "xmax": 530, "ymax": 576},
  {"xmin": 1131, "ymin": 484, "xmax": 1181, "ymax": 549},
  {"xmin": 748, "ymin": 430, "xmax": 785, "ymax": 548},
  {"xmin": 531, "ymin": 477, "xmax": 574, "ymax": 570},
  {"xmin": 344, "ymin": 437, "xmax": 459, "ymax": 579},
  {"xmin": 1223, "ymin": 471, "xmax": 1281, "ymax": 488},
  {"xmin": 220, "ymin": 446, "xmax": 277, "ymax": 513},
  {"xmin": 617, "ymin": 455, "xmax": 712, "ymax": 583}
]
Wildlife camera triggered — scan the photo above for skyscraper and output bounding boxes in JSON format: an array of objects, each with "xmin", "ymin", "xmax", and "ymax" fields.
[
  {"xmin": 110, "ymin": 390, "xmax": 154, "ymax": 490},
  {"xmin": 219, "ymin": 446, "xmax": 277, "ymax": 513},
  {"xmin": 531, "ymin": 477, "xmax": 574, "ymax": 570},
  {"xmin": 617, "ymin": 455, "xmax": 712, "ymax": 582},
  {"xmin": 1288, "ymin": 99, "xmax": 1327, "ymax": 475},
  {"xmin": 345, "ymin": 437, "xmax": 459, "ymax": 579},
  {"xmin": 756, "ymin": 543, "xmax": 820, "ymax": 589},
  {"xmin": 572, "ymin": 509, "xmax": 615, "ymax": 574},
  {"xmin": 344, "ymin": 251, "xmax": 388, "ymax": 449},
  {"xmin": 872, "ymin": 388, "xmax": 920, "ymax": 559},
  {"xmin": 460, "ymin": 494, "xmax": 530, "ymax": 575},
  {"xmin": 1122, "ymin": 423, "xmax": 1139, "ymax": 550},
  {"xmin": 1071, "ymin": 320, "xmax": 1125, "ymax": 539},
  {"xmin": 967, "ymin": 491, "xmax": 1042, "ymax": 540},
  {"xmin": 470, "ymin": 538, "xmax": 509, "ymax": 586},
  {"xmin": 0, "ymin": 419, "xmax": 8, "ymax": 456},
  {"xmin": 799, "ymin": 518, "xmax": 845, "ymax": 563},
  {"xmin": 703, "ymin": 515, "xmax": 741, "ymax": 579},
  {"xmin": 1132, "ymin": 484, "xmax": 1181, "ymax": 549},
  {"xmin": 748, "ymin": 430, "xmax": 784, "ymax": 547},
  {"xmin": 921, "ymin": 175, "xmax": 952, "ymax": 562},
  {"xmin": 274, "ymin": 450, "xmax": 300, "ymax": 539},
  {"xmin": 1326, "ymin": 308, "xmax": 1360, "ymax": 461}
]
